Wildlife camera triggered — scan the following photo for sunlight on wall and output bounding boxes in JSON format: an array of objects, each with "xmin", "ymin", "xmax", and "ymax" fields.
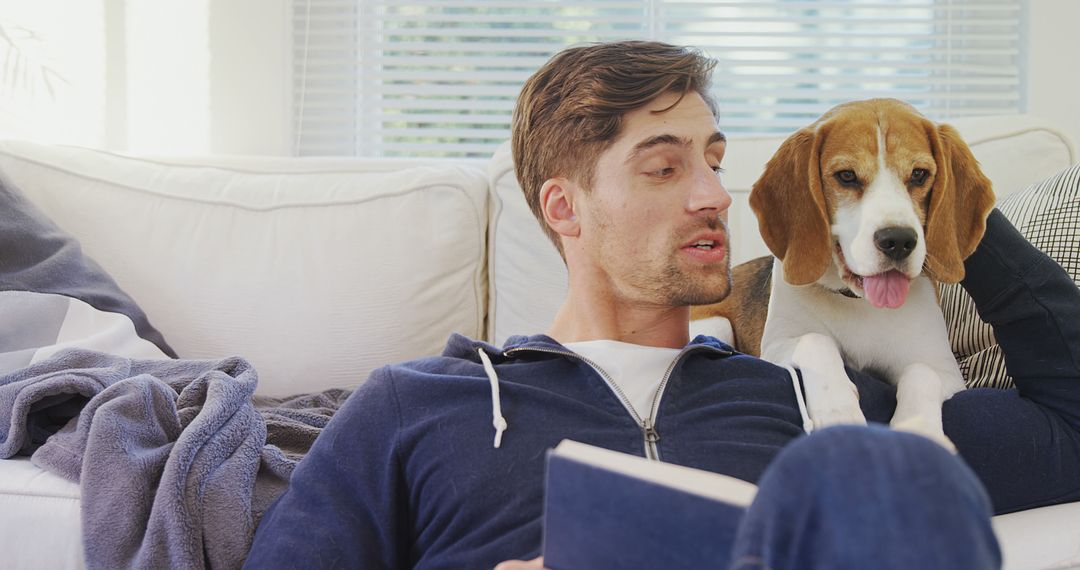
[
  {"xmin": 0, "ymin": 0, "xmax": 212, "ymax": 153},
  {"xmin": 0, "ymin": 1, "xmax": 108, "ymax": 147}
]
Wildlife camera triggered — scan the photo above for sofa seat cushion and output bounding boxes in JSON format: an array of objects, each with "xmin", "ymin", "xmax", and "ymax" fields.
[
  {"xmin": 0, "ymin": 453, "xmax": 1076, "ymax": 570},
  {"xmin": 0, "ymin": 457, "xmax": 83, "ymax": 569},
  {"xmin": 994, "ymin": 501, "xmax": 1080, "ymax": 569},
  {"xmin": 0, "ymin": 141, "xmax": 489, "ymax": 396}
]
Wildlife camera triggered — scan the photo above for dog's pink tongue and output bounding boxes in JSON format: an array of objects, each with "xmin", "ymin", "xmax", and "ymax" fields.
[{"xmin": 863, "ymin": 270, "xmax": 911, "ymax": 309}]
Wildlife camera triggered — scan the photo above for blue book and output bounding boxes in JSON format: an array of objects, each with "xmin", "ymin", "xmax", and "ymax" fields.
[{"xmin": 542, "ymin": 440, "xmax": 758, "ymax": 570}]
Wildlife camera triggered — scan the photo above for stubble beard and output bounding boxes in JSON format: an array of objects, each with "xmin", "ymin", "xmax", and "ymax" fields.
[
  {"xmin": 637, "ymin": 219, "xmax": 734, "ymax": 307},
  {"xmin": 656, "ymin": 254, "xmax": 733, "ymax": 306},
  {"xmin": 591, "ymin": 204, "xmax": 734, "ymax": 307}
]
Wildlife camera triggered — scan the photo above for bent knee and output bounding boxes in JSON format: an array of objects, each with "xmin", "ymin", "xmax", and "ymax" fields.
[{"xmin": 778, "ymin": 425, "xmax": 981, "ymax": 491}]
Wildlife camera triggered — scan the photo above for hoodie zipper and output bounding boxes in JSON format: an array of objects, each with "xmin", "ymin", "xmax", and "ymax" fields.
[{"xmin": 503, "ymin": 343, "xmax": 732, "ymax": 460}]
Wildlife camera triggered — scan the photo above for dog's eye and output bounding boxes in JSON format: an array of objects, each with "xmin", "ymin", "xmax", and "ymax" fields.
[
  {"xmin": 835, "ymin": 170, "xmax": 859, "ymax": 187},
  {"xmin": 910, "ymin": 168, "xmax": 930, "ymax": 186}
]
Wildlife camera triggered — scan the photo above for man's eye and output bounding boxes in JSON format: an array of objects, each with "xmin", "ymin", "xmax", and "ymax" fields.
[
  {"xmin": 650, "ymin": 167, "xmax": 676, "ymax": 177},
  {"xmin": 835, "ymin": 170, "xmax": 859, "ymax": 187},
  {"xmin": 910, "ymin": 168, "xmax": 930, "ymax": 186},
  {"xmin": 711, "ymin": 165, "xmax": 726, "ymax": 175}
]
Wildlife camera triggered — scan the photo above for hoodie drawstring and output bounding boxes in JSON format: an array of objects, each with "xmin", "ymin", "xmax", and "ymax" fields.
[
  {"xmin": 786, "ymin": 365, "xmax": 814, "ymax": 434},
  {"xmin": 477, "ymin": 348, "xmax": 508, "ymax": 448}
]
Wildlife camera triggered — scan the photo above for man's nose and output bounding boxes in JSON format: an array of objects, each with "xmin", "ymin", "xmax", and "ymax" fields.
[{"xmin": 688, "ymin": 165, "xmax": 732, "ymax": 213}]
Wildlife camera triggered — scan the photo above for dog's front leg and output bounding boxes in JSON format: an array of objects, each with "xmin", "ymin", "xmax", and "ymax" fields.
[
  {"xmin": 784, "ymin": 333, "xmax": 867, "ymax": 429},
  {"xmin": 891, "ymin": 363, "xmax": 956, "ymax": 452}
]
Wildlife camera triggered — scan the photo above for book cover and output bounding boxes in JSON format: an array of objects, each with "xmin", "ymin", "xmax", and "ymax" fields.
[{"xmin": 541, "ymin": 439, "xmax": 758, "ymax": 570}]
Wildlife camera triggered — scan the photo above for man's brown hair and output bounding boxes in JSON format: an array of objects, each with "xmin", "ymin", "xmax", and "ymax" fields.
[{"xmin": 511, "ymin": 40, "xmax": 718, "ymax": 255}]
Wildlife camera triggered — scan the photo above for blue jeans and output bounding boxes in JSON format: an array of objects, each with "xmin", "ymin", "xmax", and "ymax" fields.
[{"xmin": 729, "ymin": 425, "xmax": 1000, "ymax": 570}]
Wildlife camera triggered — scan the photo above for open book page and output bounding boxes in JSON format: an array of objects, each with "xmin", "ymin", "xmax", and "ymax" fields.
[{"xmin": 552, "ymin": 439, "xmax": 758, "ymax": 507}]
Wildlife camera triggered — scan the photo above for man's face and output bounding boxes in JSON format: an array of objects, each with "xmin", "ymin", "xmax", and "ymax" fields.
[{"xmin": 575, "ymin": 91, "xmax": 733, "ymax": 307}]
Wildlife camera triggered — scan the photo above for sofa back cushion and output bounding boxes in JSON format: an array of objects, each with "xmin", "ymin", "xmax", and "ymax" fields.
[
  {"xmin": 0, "ymin": 141, "xmax": 489, "ymax": 396},
  {"xmin": 487, "ymin": 115, "xmax": 1076, "ymax": 345}
]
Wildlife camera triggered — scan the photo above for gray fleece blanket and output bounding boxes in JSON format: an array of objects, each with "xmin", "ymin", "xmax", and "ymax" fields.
[{"xmin": 0, "ymin": 348, "xmax": 350, "ymax": 569}]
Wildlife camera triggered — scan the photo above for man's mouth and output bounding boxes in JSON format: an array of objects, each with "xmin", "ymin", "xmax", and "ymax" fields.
[{"xmin": 681, "ymin": 234, "xmax": 728, "ymax": 263}]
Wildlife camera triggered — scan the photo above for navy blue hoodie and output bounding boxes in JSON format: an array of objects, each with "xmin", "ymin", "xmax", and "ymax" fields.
[
  {"xmin": 245, "ymin": 333, "xmax": 813, "ymax": 569},
  {"xmin": 245, "ymin": 328, "xmax": 1080, "ymax": 568}
]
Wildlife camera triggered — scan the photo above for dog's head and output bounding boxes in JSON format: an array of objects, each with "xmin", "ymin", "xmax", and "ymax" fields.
[{"xmin": 748, "ymin": 98, "xmax": 995, "ymax": 308}]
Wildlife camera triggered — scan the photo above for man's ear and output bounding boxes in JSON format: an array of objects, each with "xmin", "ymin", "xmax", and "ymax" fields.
[{"xmin": 540, "ymin": 178, "xmax": 580, "ymax": 238}]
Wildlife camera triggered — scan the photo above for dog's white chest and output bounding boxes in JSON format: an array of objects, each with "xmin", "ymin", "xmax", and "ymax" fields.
[
  {"xmin": 818, "ymin": 279, "xmax": 949, "ymax": 373},
  {"xmin": 763, "ymin": 262, "xmax": 963, "ymax": 388}
]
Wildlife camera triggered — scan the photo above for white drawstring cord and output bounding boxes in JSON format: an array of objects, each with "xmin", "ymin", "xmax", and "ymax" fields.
[
  {"xmin": 786, "ymin": 365, "xmax": 815, "ymax": 434},
  {"xmin": 478, "ymin": 348, "xmax": 508, "ymax": 448}
]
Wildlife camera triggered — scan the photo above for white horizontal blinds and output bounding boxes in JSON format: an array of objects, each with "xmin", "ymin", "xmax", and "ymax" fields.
[
  {"xmin": 365, "ymin": 1, "xmax": 647, "ymax": 158},
  {"xmin": 673, "ymin": 0, "xmax": 1023, "ymax": 134},
  {"xmin": 292, "ymin": 0, "xmax": 1023, "ymax": 157},
  {"xmin": 293, "ymin": 1, "xmax": 361, "ymax": 156},
  {"xmin": 293, "ymin": 0, "xmax": 650, "ymax": 157}
]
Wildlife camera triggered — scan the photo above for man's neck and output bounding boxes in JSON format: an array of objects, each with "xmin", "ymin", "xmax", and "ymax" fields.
[{"xmin": 546, "ymin": 284, "xmax": 691, "ymax": 349}]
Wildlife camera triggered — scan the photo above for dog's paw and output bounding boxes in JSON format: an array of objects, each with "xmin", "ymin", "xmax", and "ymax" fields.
[
  {"xmin": 892, "ymin": 415, "xmax": 957, "ymax": 454},
  {"xmin": 805, "ymin": 382, "xmax": 867, "ymax": 430},
  {"xmin": 809, "ymin": 404, "xmax": 868, "ymax": 430}
]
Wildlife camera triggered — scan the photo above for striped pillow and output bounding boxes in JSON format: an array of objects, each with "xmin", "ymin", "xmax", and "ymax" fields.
[
  {"xmin": 1, "ymin": 175, "xmax": 176, "ymax": 375},
  {"xmin": 940, "ymin": 164, "xmax": 1080, "ymax": 389}
]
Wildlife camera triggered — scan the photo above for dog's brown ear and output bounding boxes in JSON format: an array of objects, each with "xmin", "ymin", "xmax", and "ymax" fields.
[
  {"xmin": 749, "ymin": 125, "xmax": 832, "ymax": 285},
  {"xmin": 924, "ymin": 123, "xmax": 995, "ymax": 283}
]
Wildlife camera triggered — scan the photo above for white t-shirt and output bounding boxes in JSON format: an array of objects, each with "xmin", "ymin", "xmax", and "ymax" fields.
[{"xmin": 563, "ymin": 340, "xmax": 682, "ymax": 422}]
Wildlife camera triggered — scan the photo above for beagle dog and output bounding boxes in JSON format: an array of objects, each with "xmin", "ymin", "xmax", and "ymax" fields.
[{"xmin": 695, "ymin": 98, "xmax": 995, "ymax": 447}]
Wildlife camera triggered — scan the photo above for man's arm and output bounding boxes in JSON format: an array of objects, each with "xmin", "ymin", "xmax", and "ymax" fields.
[
  {"xmin": 244, "ymin": 368, "xmax": 407, "ymax": 568},
  {"xmin": 942, "ymin": 208, "xmax": 1080, "ymax": 513}
]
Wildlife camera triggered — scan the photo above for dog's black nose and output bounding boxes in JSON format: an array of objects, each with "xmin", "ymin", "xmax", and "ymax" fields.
[{"xmin": 874, "ymin": 227, "xmax": 918, "ymax": 261}]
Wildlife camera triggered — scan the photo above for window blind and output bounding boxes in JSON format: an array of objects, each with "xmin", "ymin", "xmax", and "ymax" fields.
[{"xmin": 292, "ymin": 0, "xmax": 1024, "ymax": 157}]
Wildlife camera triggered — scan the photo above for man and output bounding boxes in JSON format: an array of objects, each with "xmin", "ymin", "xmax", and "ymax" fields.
[{"xmin": 245, "ymin": 41, "xmax": 1080, "ymax": 569}]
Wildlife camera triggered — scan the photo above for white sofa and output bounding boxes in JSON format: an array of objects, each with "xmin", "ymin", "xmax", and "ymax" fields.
[{"xmin": 0, "ymin": 114, "xmax": 1077, "ymax": 569}]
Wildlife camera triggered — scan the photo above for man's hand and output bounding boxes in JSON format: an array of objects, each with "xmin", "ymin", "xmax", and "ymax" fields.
[{"xmin": 494, "ymin": 556, "xmax": 548, "ymax": 570}]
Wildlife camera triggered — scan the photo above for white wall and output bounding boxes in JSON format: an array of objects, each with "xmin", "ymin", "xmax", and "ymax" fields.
[
  {"xmin": 118, "ymin": 0, "xmax": 292, "ymax": 155},
  {"xmin": 1027, "ymin": 0, "xmax": 1080, "ymax": 152},
  {"xmin": 1, "ymin": 1, "xmax": 1077, "ymax": 157},
  {"xmin": 206, "ymin": 0, "xmax": 291, "ymax": 155}
]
